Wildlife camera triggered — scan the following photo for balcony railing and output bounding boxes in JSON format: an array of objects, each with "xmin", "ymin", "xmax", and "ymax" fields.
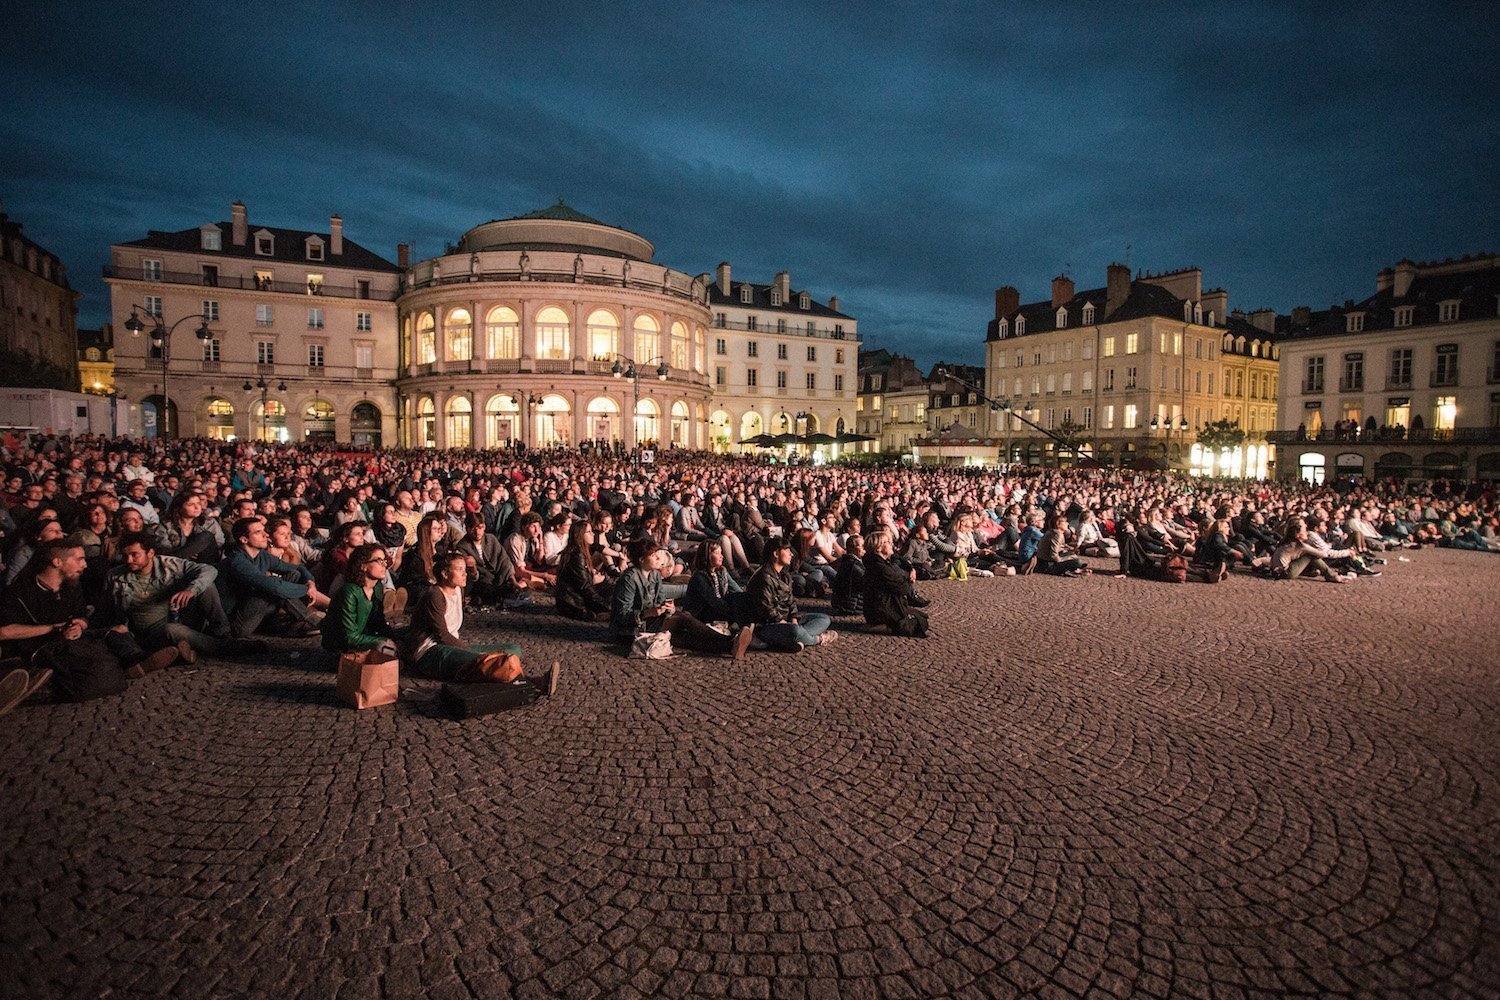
[
  {"xmin": 113, "ymin": 360, "xmax": 393, "ymax": 382},
  {"xmin": 710, "ymin": 319, "xmax": 860, "ymax": 343},
  {"xmin": 1385, "ymin": 376, "xmax": 1413, "ymax": 390},
  {"xmin": 1302, "ymin": 379, "xmax": 1325, "ymax": 394},
  {"xmin": 1265, "ymin": 427, "xmax": 1499, "ymax": 445},
  {"xmin": 1337, "ymin": 377, "xmax": 1364, "ymax": 392},
  {"xmin": 1429, "ymin": 372, "xmax": 1458, "ymax": 387},
  {"xmin": 104, "ymin": 265, "xmax": 396, "ymax": 300}
]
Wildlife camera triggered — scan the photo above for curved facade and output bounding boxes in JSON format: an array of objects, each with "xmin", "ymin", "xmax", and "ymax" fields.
[{"xmin": 395, "ymin": 205, "xmax": 713, "ymax": 449}]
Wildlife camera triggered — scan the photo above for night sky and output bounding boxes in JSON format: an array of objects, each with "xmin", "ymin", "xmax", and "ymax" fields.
[{"xmin": 4, "ymin": 2, "xmax": 1497, "ymax": 369}]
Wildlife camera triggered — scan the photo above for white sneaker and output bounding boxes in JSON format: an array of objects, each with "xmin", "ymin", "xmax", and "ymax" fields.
[{"xmin": 817, "ymin": 630, "xmax": 839, "ymax": 645}]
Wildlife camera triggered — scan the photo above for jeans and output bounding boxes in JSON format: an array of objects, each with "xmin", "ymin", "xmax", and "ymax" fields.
[
  {"xmin": 229, "ymin": 580, "xmax": 319, "ymax": 637},
  {"xmin": 757, "ymin": 613, "xmax": 831, "ymax": 649}
]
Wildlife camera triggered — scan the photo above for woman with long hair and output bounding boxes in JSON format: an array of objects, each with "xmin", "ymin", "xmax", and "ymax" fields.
[
  {"xmin": 682, "ymin": 537, "xmax": 743, "ymax": 623},
  {"xmin": 159, "ymin": 491, "xmax": 225, "ymax": 563},
  {"xmin": 555, "ymin": 519, "xmax": 611, "ymax": 621},
  {"xmin": 396, "ymin": 511, "xmax": 450, "ymax": 610}
]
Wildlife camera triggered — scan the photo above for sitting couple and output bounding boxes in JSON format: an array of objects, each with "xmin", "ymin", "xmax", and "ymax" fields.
[{"xmin": 322, "ymin": 544, "xmax": 558, "ymax": 696}]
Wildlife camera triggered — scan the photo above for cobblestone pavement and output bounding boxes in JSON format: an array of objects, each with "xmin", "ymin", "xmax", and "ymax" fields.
[{"xmin": 2, "ymin": 549, "xmax": 1498, "ymax": 999}]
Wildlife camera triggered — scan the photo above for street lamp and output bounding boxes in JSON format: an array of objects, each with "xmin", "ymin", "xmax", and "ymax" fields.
[
  {"xmin": 243, "ymin": 377, "xmax": 287, "ymax": 442},
  {"xmin": 610, "ymin": 353, "xmax": 669, "ymax": 447},
  {"xmin": 124, "ymin": 305, "xmax": 212, "ymax": 438},
  {"xmin": 1150, "ymin": 414, "xmax": 1191, "ymax": 466}
]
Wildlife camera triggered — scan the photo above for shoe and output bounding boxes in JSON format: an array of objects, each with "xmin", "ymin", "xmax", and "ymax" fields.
[
  {"xmin": 0, "ymin": 668, "xmax": 29, "ymax": 717},
  {"xmin": 909, "ymin": 595, "xmax": 931, "ymax": 608},
  {"xmin": 1003, "ymin": 566, "xmax": 1017, "ymax": 576},
  {"xmin": 175, "ymin": 639, "xmax": 197, "ymax": 665},
  {"xmin": 816, "ymin": 630, "xmax": 839, "ymax": 646},
  {"xmin": 127, "ymin": 646, "xmax": 180, "ymax": 679},
  {"xmin": 287, "ymin": 620, "xmax": 323, "ymax": 638},
  {"xmin": 1369, "ymin": 557, "xmax": 1387, "ymax": 565},
  {"xmin": 545, "ymin": 660, "xmax": 561, "ymax": 698},
  {"xmin": 731, "ymin": 625, "xmax": 755, "ymax": 661},
  {"xmin": 21, "ymin": 667, "xmax": 52, "ymax": 703},
  {"xmin": 1359, "ymin": 569, "xmax": 1381, "ymax": 577}
]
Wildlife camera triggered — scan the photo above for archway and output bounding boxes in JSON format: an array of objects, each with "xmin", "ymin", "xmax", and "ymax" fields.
[
  {"xmin": 141, "ymin": 394, "xmax": 178, "ymax": 438},
  {"xmin": 257, "ymin": 400, "xmax": 288, "ymax": 443},
  {"xmin": 304, "ymin": 400, "xmax": 336, "ymax": 442},
  {"xmin": 351, "ymin": 402, "xmax": 382, "ymax": 448},
  {"xmin": 711, "ymin": 410, "xmax": 732, "ymax": 451},
  {"xmin": 740, "ymin": 412, "xmax": 763, "ymax": 442},
  {"xmin": 586, "ymin": 396, "xmax": 621, "ymax": 443},
  {"xmin": 417, "ymin": 397, "xmax": 436, "ymax": 448},
  {"xmin": 446, "ymin": 395, "xmax": 473, "ymax": 449},
  {"xmin": 634, "ymin": 398, "xmax": 660, "ymax": 447},
  {"xmin": 205, "ymin": 398, "xmax": 235, "ymax": 441},
  {"xmin": 485, "ymin": 393, "xmax": 519, "ymax": 447},
  {"xmin": 670, "ymin": 401, "xmax": 689, "ymax": 448},
  {"xmin": 536, "ymin": 394, "xmax": 571, "ymax": 447}
]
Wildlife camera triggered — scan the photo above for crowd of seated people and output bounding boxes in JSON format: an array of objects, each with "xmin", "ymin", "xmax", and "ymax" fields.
[{"xmin": 1, "ymin": 430, "xmax": 1496, "ymax": 715}]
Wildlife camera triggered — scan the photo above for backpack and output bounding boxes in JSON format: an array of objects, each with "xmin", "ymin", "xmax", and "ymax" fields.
[{"xmin": 1160, "ymin": 555, "xmax": 1189, "ymax": 584}]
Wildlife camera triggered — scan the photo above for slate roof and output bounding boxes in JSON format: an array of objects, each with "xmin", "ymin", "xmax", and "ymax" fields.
[
  {"xmin": 987, "ymin": 280, "xmax": 1201, "ymax": 341},
  {"xmin": 708, "ymin": 280, "xmax": 850, "ymax": 319},
  {"xmin": 1287, "ymin": 256, "xmax": 1500, "ymax": 340},
  {"xmin": 1, "ymin": 209, "xmax": 73, "ymax": 290},
  {"xmin": 119, "ymin": 223, "xmax": 400, "ymax": 272},
  {"xmin": 509, "ymin": 200, "xmax": 607, "ymax": 226}
]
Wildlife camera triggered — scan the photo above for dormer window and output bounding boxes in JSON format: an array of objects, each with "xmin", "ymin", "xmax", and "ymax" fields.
[
  {"xmin": 1056, "ymin": 307, "xmax": 1067, "ymax": 328},
  {"xmin": 997, "ymin": 318, "xmax": 1008, "ymax": 338},
  {"xmin": 1193, "ymin": 303, "xmax": 1203, "ymax": 324},
  {"xmin": 1394, "ymin": 305, "xmax": 1414, "ymax": 327},
  {"xmin": 739, "ymin": 285, "xmax": 752, "ymax": 304},
  {"xmin": 1346, "ymin": 312, "xmax": 1365, "ymax": 333},
  {"xmin": 306, "ymin": 237, "xmax": 324, "ymax": 262},
  {"xmin": 200, "ymin": 226, "xmax": 221, "ymax": 251},
  {"xmin": 799, "ymin": 292, "xmax": 809, "ymax": 309},
  {"xmin": 769, "ymin": 289, "xmax": 782, "ymax": 306},
  {"xmin": 1082, "ymin": 303, "xmax": 1095, "ymax": 325},
  {"xmin": 1184, "ymin": 301, "xmax": 1193, "ymax": 321},
  {"xmin": 1206, "ymin": 311, "xmax": 1214, "ymax": 326},
  {"xmin": 1438, "ymin": 300, "xmax": 1460, "ymax": 322},
  {"xmin": 254, "ymin": 230, "xmax": 274, "ymax": 256}
]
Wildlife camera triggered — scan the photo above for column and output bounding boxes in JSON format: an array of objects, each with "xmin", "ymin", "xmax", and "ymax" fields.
[
  {"xmin": 571, "ymin": 300, "xmax": 586, "ymax": 372},
  {"xmin": 472, "ymin": 299, "xmax": 482, "ymax": 362},
  {"xmin": 434, "ymin": 389, "xmax": 448, "ymax": 450},
  {"xmin": 519, "ymin": 300, "xmax": 535, "ymax": 372}
]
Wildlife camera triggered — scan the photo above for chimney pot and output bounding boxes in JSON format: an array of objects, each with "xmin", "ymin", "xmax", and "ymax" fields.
[
  {"xmin": 397, "ymin": 242, "xmax": 410, "ymax": 268},
  {"xmin": 1392, "ymin": 259, "xmax": 1417, "ymax": 298},
  {"xmin": 775, "ymin": 270, "xmax": 790, "ymax": 302},
  {"xmin": 995, "ymin": 286, "xmax": 1020, "ymax": 320},
  {"xmin": 329, "ymin": 215, "xmax": 343, "ymax": 256},
  {"xmin": 828, "ymin": 295, "xmax": 840, "ymax": 313},
  {"xmin": 231, "ymin": 201, "xmax": 248, "ymax": 246},
  {"xmin": 716, "ymin": 261, "xmax": 731, "ymax": 296}
]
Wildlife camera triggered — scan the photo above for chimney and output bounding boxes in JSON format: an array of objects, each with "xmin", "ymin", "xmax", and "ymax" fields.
[
  {"xmin": 994, "ymin": 286, "xmax": 1020, "ymax": 319},
  {"xmin": 1248, "ymin": 308, "xmax": 1277, "ymax": 333},
  {"xmin": 716, "ymin": 261, "xmax": 731, "ymax": 296},
  {"xmin": 828, "ymin": 295, "xmax": 840, "ymax": 313},
  {"xmin": 1393, "ymin": 259, "xmax": 1416, "ymax": 298},
  {"xmin": 329, "ymin": 215, "xmax": 343, "ymax": 256},
  {"xmin": 1291, "ymin": 306, "xmax": 1312, "ymax": 330},
  {"xmin": 231, "ymin": 201, "xmax": 248, "ymax": 246},
  {"xmin": 397, "ymin": 242, "xmax": 410, "ymax": 268},
  {"xmin": 1201, "ymin": 288, "xmax": 1227, "ymax": 324},
  {"xmin": 1105, "ymin": 263, "xmax": 1131, "ymax": 317},
  {"xmin": 1375, "ymin": 268, "xmax": 1393, "ymax": 294},
  {"xmin": 1051, "ymin": 275, "xmax": 1074, "ymax": 308},
  {"xmin": 775, "ymin": 270, "xmax": 791, "ymax": 302}
]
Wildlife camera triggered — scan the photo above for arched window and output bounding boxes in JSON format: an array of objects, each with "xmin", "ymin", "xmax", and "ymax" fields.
[
  {"xmin": 740, "ymin": 411, "xmax": 763, "ymax": 441},
  {"xmin": 694, "ymin": 325, "xmax": 707, "ymax": 373},
  {"xmin": 535, "ymin": 306, "xmax": 570, "ymax": 360},
  {"xmin": 485, "ymin": 393, "xmax": 518, "ymax": 446},
  {"xmin": 586, "ymin": 309, "xmax": 619, "ymax": 361},
  {"xmin": 670, "ymin": 322, "xmax": 689, "ymax": 370},
  {"xmin": 445, "ymin": 308, "xmax": 472, "ymax": 361},
  {"xmin": 258, "ymin": 400, "xmax": 288, "ymax": 443},
  {"xmin": 633, "ymin": 314, "xmax": 660, "ymax": 365},
  {"xmin": 535, "ymin": 394, "xmax": 571, "ymax": 447},
  {"xmin": 634, "ymin": 398, "xmax": 660, "ymax": 446},
  {"xmin": 206, "ymin": 398, "xmax": 235, "ymax": 441},
  {"xmin": 399, "ymin": 316, "xmax": 411, "ymax": 368},
  {"xmin": 587, "ymin": 396, "xmax": 621, "ymax": 442},
  {"xmin": 351, "ymin": 402, "xmax": 381, "ymax": 448},
  {"xmin": 304, "ymin": 400, "xmax": 335, "ymax": 442},
  {"xmin": 670, "ymin": 400, "xmax": 689, "ymax": 447},
  {"xmin": 416, "ymin": 312, "xmax": 436, "ymax": 364},
  {"xmin": 445, "ymin": 395, "xmax": 472, "ymax": 448},
  {"xmin": 486, "ymin": 306, "xmax": 520, "ymax": 359},
  {"xmin": 417, "ymin": 396, "xmax": 436, "ymax": 448}
]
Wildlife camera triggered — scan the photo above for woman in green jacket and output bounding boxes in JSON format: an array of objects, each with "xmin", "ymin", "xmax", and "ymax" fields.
[{"xmin": 321, "ymin": 544, "xmax": 398, "ymax": 657}]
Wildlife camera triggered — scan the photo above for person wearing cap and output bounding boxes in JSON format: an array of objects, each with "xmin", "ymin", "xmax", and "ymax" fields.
[{"xmin": 744, "ymin": 535, "xmax": 835, "ymax": 652}]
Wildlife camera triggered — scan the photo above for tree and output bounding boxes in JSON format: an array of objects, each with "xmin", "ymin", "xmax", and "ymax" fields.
[
  {"xmin": 1055, "ymin": 417, "xmax": 1090, "ymax": 461},
  {"xmin": 0, "ymin": 348, "xmax": 76, "ymax": 391},
  {"xmin": 1195, "ymin": 418, "xmax": 1246, "ymax": 452}
]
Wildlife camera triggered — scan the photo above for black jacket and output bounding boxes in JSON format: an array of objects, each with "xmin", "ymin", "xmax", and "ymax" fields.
[
  {"xmin": 745, "ymin": 563, "xmax": 796, "ymax": 624},
  {"xmin": 555, "ymin": 549, "xmax": 609, "ymax": 619},
  {"xmin": 862, "ymin": 551, "xmax": 912, "ymax": 629},
  {"xmin": 831, "ymin": 552, "xmax": 865, "ymax": 614}
]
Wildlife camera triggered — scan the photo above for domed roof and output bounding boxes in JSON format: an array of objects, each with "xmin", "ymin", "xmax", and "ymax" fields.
[
  {"xmin": 508, "ymin": 199, "xmax": 606, "ymax": 226},
  {"xmin": 458, "ymin": 200, "xmax": 655, "ymax": 262}
]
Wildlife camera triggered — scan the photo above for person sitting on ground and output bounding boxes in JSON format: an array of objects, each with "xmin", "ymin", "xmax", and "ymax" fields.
[
  {"xmin": 401, "ymin": 550, "xmax": 557, "ymax": 693},
  {"xmin": 120, "ymin": 479, "xmax": 161, "ymax": 526},
  {"xmin": 862, "ymin": 528, "xmax": 929, "ymax": 638},
  {"xmin": 314, "ymin": 520, "xmax": 368, "ymax": 597},
  {"xmin": 830, "ymin": 533, "xmax": 867, "ymax": 615},
  {"xmin": 745, "ymin": 536, "xmax": 835, "ymax": 652},
  {"xmin": 554, "ymin": 519, "xmax": 612, "ymax": 622},
  {"xmin": 220, "ymin": 517, "xmax": 327, "ymax": 637},
  {"xmin": 396, "ymin": 511, "xmax": 451, "ymax": 612},
  {"xmin": 107, "ymin": 530, "xmax": 262, "ymax": 662},
  {"xmin": 453, "ymin": 512, "xmax": 517, "ymax": 609},
  {"xmin": 1075, "ymin": 509, "xmax": 1118, "ymax": 559},
  {"xmin": 1037, "ymin": 513, "xmax": 1090, "ymax": 577},
  {"xmin": 1271, "ymin": 518, "xmax": 1353, "ymax": 583},
  {"xmin": 681, "ymin": 535, "xmax": 743, "ymax": 624},
  {"xmin": 502, "ymin": 512, "xmax": 558, "ymax": 593},
  {"xmin": 321, "ymin": 543, "xmax": 399, "ymax": 659},
  {"xmin": 5, "ymin": 516, "xmax": 65, "ymax": 586},
  {"xmin": 157, "ymin": 491, "xmax": 224, "ymax": 564},
  {"xmin": 609, "ymin": 538, "xmax": 753, "ymax": 658}
]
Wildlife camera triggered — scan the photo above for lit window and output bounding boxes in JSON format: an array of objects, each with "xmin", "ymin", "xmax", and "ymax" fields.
[
  {"xmin": 586, "ymin": 309, "xmax": 619, "ymax": 360},
  {"xmin": 671, "ymin": 321, "xmax": 689, "ymax": 370},
  {"xmin": 486, "ymin": 306, "xmax": 520, "ymax": 359},
  {"xmin": 1103, "ymin": 336, "xmax": 1115, "ymax": 357},
  {"xmin": 536, "ymin": 306, "xmax": 571, "ymax": 360},
  {"xmin": 1124, "ymin": 404, "xmax": 1138, "ymax": 429},
  {"xmin": 446, "ymin": 308, "xmax": 472, "ymax": 361},
  {"xmin": 1126, "ymin": 333, "xmax": 1138, "ymax": 354},
  {"xmin": 417, "ymin": 312, "xmax": 436, "ymax": 363}
]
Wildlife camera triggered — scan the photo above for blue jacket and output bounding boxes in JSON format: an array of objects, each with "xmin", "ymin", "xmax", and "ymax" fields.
[
  {"xmin": 219, "ymin": 546, "xmax": 312, "ymax": 613},
  {"xmin": 1018, "ymin": 525, "xmax": 1044, "ymax": 562}
]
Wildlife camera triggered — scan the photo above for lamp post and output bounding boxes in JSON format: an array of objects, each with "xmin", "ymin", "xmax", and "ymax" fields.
[
  {"xmin": 610, "ymin": 353, "xmax": 669, "ymax": 448},
  {"xmin": 123, "ymin": 305, "xmax": 212, "ymax": 438},
  {"xmin": 243, "ymin": 377, "xmax": 287, "ymax": 442},
  {"xmin": 1150, "ymin": 413, "xmax": 1191, "ymax": 467}
]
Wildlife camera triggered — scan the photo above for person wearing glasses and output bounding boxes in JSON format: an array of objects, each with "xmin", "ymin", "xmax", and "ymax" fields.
[{"xmin": 320, "ymin": 544, "xmax": 399, "ymax": 659}]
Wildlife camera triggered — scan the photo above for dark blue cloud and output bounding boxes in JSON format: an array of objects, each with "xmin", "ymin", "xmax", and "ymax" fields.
[{"xmin": 2, "ymin": 1, "xmax": 1496, "ymax": 369}]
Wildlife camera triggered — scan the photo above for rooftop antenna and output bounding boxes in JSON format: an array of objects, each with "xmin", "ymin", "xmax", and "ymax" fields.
[{"xmin": 1125, "ymin": 244, "xmax": 1132, "ymax": 269}]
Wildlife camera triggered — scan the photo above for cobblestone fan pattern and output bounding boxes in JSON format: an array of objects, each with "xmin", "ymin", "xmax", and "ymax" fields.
[{"xmin": 2, "ymin": 549, "xmax": 1498, "ymax": 999}]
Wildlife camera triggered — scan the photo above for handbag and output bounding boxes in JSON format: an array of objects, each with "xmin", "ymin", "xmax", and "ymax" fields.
[
  {"xmin": 629, "ymin": 630, "xmax": 674, "ymax": 659},
  {"xmin": 458, "ymin": 650, "xmax": 524, "ymax": 684},
  {"xmin": 336, "ymin": 647, "xmax": 400, "ymax": 709},
  {"xmin": 946, "ymin": 557, "xmax": 969, "ymax": 580}
]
